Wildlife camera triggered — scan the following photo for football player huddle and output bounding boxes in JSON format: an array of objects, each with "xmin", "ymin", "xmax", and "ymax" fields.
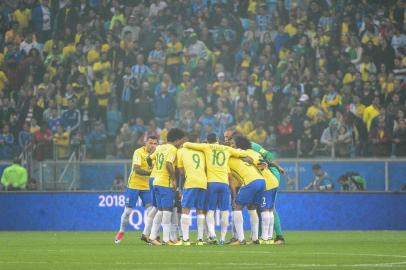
[{"xmin": 115, "ymin": 127, "xmax": 285, "ymax": 246}]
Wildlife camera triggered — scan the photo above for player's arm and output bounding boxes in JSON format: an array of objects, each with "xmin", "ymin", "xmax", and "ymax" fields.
[
  {"xmin": 177, "ymin": 150, "xmax": 185, "ymax": 189},
  {"xmin": 146, "ymin": 150, "xmax": 157, "ymax": 168},
  {"xmin": 251, "ymin": 141, "xmax": 273, "ymax": 162},
  {"xmin": 228, "ymin": 172, "xmax": 238, "ymax": 208},
  {"xmin": 183, "ymin": 142, "xmax": 206, "ymax": 151},
  {"xmin": 133, "ymin": 152, "xmax": 151, "ymax": 176},
  {"xmin": 134, "ymin": 165, "xmax": 151, "ymax": 176},
  {"xmin": 166, "ymin": 161, "xmax": 177, "ymax": 189}
]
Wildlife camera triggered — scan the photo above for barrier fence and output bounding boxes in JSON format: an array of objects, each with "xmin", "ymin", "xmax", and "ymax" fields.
[{"xmin": 1, "ymin": 158, "xmax": 404, "ymax": 192}]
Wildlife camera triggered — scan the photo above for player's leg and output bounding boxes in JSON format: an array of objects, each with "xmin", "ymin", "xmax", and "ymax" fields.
[
  {"xmin": 259, "ymin": 189, "xmax": 273, "ymax": 243},
  {"xmin": 149, "ymin": 186, "xmax": 164, "ymax": 245},
  {"xmin": 158, "ymin": 186, "xmax": 176, "ymax": 245},
  {"xmin": 170, "ymin": 207, "xmax": 179, "ymax": 242},
  {"xmin": 205, "ymin": 183, "xmax": 218, "ymax": 242},
  {"xmin": 230, "ymin": 204, "xmax": 245, "ymax": 244},
  {"xmin": 140, "ymin": 190, "xmax": 156, "ymax": 242},
  {"xmin": 144, "ymin": 178, "xmax": 158, "ymax": 241},
  {"xmin": 115, "ymin": 188, "xmax": 138, "ymax": 244},
  {"xmin": 180, "ymin": 189, "xmax": 194, "ymax": 244},
  {"xmin": 195, "ymin": 188, "xmax": 206, "ymax": 244},
  {"xmin": 219, "ymin": 183, "xmax": 230, "ymax": 245},
  {"xmin": 270, "ymin": 167, "xmax": 285, "ymax": 243},
  {"xmin": 249, "ymin": 179, "xmax": 266, "ymax": 243}
]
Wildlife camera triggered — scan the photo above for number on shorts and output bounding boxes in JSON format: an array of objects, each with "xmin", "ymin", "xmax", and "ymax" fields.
[
  {"xmin": 212, "ymin": 150, "xmax": 226, "ymax": 166},
  {"xmin": 192, "ymin": 154, "xmax": 200, "ymax": 169}
]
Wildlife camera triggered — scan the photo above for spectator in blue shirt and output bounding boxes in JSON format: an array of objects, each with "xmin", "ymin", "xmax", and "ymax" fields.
[
  {"xmin": 18, "ymin": 122, "xmax": 32, "ymax": 150},
  {"xmin": 47, "ymin": 108, "xmax": 61, "ymax": 134},
  {"xmin": 0, "ymin": 124, "xmax": 15, "ymax": 160},
  {"xmin": 88, "ymin": 121, "xmax": 107, "ymax": 159},
  {"xmin": 199, "ymin": 106, "xmax": 216, "ymax": 129},
  {"xmin": 153, "ymin": 82, "xmax": 176, "ymax": 128},
  {"xmin": 273, "ymin": 25, "xmax": 290, "ymax": 53},
  {"xmin": 61, "ymin": 100, "xmax": 81, "ymax": 135}
]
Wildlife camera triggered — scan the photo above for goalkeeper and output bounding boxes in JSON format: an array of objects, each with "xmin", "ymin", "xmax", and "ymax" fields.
[{"xmin": 224, "ymin": 129, "xmax": 285, "ymax": 244}]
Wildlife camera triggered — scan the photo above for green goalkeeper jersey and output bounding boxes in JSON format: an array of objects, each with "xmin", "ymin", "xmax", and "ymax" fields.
[{"xmin": 250, "ymin": 142, "xmax": 281, "ymax": 182}]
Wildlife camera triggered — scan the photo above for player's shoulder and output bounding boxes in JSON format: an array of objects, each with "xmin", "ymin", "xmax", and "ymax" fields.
[{"xmin": 134, "ymin": 146, "xmax": 146, "ymax": 155}]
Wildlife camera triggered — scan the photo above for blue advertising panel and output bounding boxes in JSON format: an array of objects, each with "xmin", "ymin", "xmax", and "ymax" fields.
[
  {"xmin": 1, "ymin": 192, "xmax": 405, "ymax": 231},
  {"xmin": 388, "ymin": 162, "xmax": 406, "ymax": 191}
]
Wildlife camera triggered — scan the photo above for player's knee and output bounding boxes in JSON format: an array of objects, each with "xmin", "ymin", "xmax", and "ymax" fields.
[
  {"xmin": 220, "ymin": 211, "xmax": 229, "ymax": 225},
  {"xmin": 123, "ymin": 207, "xmax": 133, "ymax": 217},
  {"xmin": 182, "ymin": 208, "xmax": 191, "ymax": 214}
]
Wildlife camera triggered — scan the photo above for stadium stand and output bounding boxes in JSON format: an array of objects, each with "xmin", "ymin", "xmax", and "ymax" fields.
[{"xmin": 0, "ymin": 0, "xmax": 405, "ymax": 161}]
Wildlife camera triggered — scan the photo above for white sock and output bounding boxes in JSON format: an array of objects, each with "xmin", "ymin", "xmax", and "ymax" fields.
[
  {"xmin": 180, "ymin": 213, "xmax": 191, "ymax": 241},
  {"xmin": 206, "ymin": 210, "xmax": 216, "ymax": 238},
  {"xmin": 269, "ymin": 211, "xmax": 275, "ymax": 240},
  {"xmin": 149, "ymin": 210, "xmax": 163, "ymax": 240},
  {"xmin": 220, "ymin": 211, "xmax": 229, "ymax": 242},
  {"xmin": 232, "ymin": 223, "xmax": 237, "ymax": 239},
  {"xmin": 197, "ymin": 214, "xmax": 205, "ymax": 240},
  {"xmin": 142, "ymin": 206, "xmax": 157, "ymax": 236},
  {"xmin": 119, "ymin": 207, "xmax": 133, "ymax": 232},
  {"xmin": 162, "ymin": 211, "xmax": 172, "ymax": 243},
  {"xmin": 248, "ymin": 210, "xmax": 259, "ymax": 241},
  {"xmin": 260, "ymin": 211, "xmax": 271, "ymax": 241},
  {"xmin": 170, "ymin": 208, "xmax": 178, "ymax": 242},
  {"xmin": 232, "ymin": 210, "xmax": 244, "ymax": 241}
]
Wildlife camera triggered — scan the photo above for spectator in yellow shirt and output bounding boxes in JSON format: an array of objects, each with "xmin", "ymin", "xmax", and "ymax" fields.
[
  {"xmin": 247, "ymin": 123, "xmax": 268, "ymax": 145},
  {"xmin": 53, "ymin": 125, "xmax": 70, "ymax": 159},
  {"xmin": 284, "ymin": 17, "xmax": 298, "ymax": 37},
  {"xmin": 235, "ymin": 113, "xmax": 254, "ymax": 136},
  {"xmin": 94, "ymin": 74, "xmax": 111, "ymax": 125},
  {"xmin": 363, "ymin": 96, "xmax": 380, "ymax": 132},
  {"xmin": 212, "ymin": 72, "xmax": 230, "ymax": 95},
  {"xmin": 321, "ymin": 84, "xmax": 342, "ymax": 119},
  {"xmin": 307, "ymin": 97, "xmax": 325, "ymax": 123},
  {"xmin": 13, "ymin": 3, "xmax": 31, "ymax": 32}
]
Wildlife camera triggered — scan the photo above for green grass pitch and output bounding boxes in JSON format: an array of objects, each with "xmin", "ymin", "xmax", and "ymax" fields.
[{"xmin": 1, "ymin": 231, "xmax": 406, "ymax": 270}]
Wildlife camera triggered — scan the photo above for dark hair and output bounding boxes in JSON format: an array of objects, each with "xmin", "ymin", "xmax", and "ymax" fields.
[
  {"xmin": 233, "ymin": 135, "xmax": 251, "ymax": 150},
  {"xmin": 187, "ymin": 133, "xmax": 199, "ymax": 143},
  {"xmin": 167, "ymin": 128, "xmax": 185, "ymax": 143},
  {"xmin": 312, "ymin": 164, "xmax": 321, "ymax": 170},
  {"xmin": 147, "ymin": 135, "xmax": 158, "ymax": 141},
  {"xmin": 207, "ymin": 133, "xmax": 218, "ymax": 143},
  {"xmin": 13, "ymin": 157, "xmax": 22, "ymax": 165}
]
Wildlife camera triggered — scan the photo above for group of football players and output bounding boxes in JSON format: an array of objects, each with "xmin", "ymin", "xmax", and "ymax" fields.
[{"xmin": 114, "ymin": 127, "xmax": 286, "ymax": 245}]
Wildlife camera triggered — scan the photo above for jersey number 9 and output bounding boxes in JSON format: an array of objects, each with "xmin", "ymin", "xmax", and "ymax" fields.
[{"xmin": 192, "ymin": 154, "xmax": 200, "ymax": 169}]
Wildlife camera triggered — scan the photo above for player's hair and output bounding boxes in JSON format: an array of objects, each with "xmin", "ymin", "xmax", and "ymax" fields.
[
  {"xmin": 147, "ymin": 135, "xmax": 158, "ymax": 141},
  {"xmin": 233, "ymin": 135, "xmax": 251, "ymax": 150},
  {"xmin": 167, "ymin": 128, "xmax": 185, "ymax": 143},
  {"xmin": 207, "ymin": 133, "xmax": 218, "ymax": 143},
  {"xmin": 312, "ymin": 164, "xmax": 321, "ymax": 170},
  {"xmin": 187, "ymin": 133, "xmax": 199, "ymax": 143}
]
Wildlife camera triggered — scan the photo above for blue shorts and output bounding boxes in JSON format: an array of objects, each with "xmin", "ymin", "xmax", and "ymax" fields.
[
  {"xmin": 236, "ymin": 179, "xmax": 266, "ymax": 207},
  {"xmin": 125, "ymin": 188, "xmax": 152, "ymax": 207},
  {"xmin": 153, "ymin": 185, "xmax": 175, "ymax": 209},
  {"xmin": 182, "ymin": 188, "xmax": 206, "ymax": 210},
  {"xmin": 206, "ymin": 182, "xmax": 230, "ymax": 211},
  {"xmin": 260, "ymin": 188, "xmax": 278, "ymax": 209},
  {"xmin": 149, "ymin": 178, "xmax": 157, "ymax": 207}
]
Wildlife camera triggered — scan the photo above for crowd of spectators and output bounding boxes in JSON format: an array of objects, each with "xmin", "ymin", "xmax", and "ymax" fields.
[{"xmin": 0, "ymin": 0, "xmax": 406, "ymax": 160}]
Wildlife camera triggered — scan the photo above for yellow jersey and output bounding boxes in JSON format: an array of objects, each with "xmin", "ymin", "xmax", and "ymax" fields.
[
  {"xmin": 183, "ymin": 143, "xmax": 247, "ymax": 185},
  {"xmin": 177, "ymin": 148, "xmax": 207, "ymax": 189},
  {"xmin": 228, "ymin": 150, "xmax": 264, "ymax": 187},
  {"xmin": 128, "ymin": 146, "xmax": 152, "ymax": 190},
  {"xmin": 246, "ymin": 150, "xmax": 278, "ymax": 190},
  {"xmin": 94, "ymin": 80, "xmax": 110, "ymax": 107},
  {"xmin": 150, "ymin": 144, "xmax": 177, "ymax": 188}
]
